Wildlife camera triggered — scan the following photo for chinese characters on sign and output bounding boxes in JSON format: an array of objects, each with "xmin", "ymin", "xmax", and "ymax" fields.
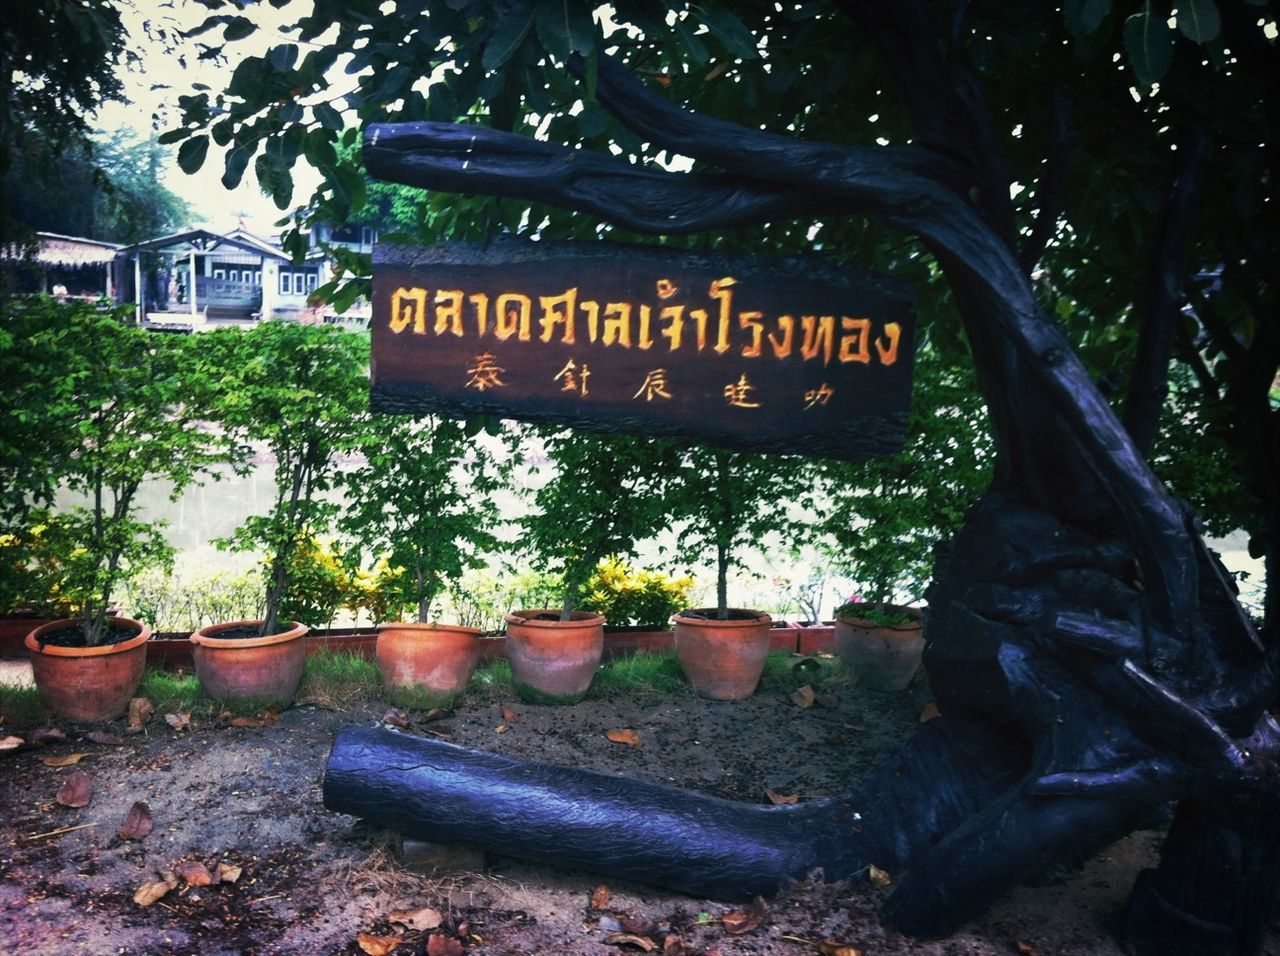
[{"xmin": 371, "ymin": 240, "xmax": 916, "ymax": 460}]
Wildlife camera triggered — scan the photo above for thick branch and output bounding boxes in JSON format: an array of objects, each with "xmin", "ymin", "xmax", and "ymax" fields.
[{"xmin": 1123, "ymin": 130, "xmax": 1209, "ymax": 455}]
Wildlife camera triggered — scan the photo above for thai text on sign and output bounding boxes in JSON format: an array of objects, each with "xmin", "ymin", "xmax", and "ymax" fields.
[{"xmin": 370, "ymin": 240, "xmax": 916, "ymax": 460}]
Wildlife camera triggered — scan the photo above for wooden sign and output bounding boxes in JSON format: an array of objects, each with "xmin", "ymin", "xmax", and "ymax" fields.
[{"xmin": 370, "ymin": 239, "xmax": 915, "ymax": 460}]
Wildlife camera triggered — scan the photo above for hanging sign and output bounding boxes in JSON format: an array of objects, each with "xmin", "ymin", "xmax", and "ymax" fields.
[{"xmin": 370, "ymin": 239, "xmax": 915, "ymax": 460}]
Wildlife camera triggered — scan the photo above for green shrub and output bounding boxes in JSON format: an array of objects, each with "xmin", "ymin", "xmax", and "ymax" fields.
[{"xmin": 581, "ymin": 557, "xmax": 694, "ymax": 629}]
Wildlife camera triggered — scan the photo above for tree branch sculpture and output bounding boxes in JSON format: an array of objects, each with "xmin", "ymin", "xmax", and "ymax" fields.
[{"xmin": 331, "ymin": 21, "xmax": 1279, "ymax": 953}]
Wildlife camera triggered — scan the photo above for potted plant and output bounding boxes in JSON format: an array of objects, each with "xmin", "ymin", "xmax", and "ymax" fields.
[
  {"xmin": 668, "ymin": 448, "xmax": 804, "ymax": 699},
  {"xmin": 814, "ymin": 357, "xmax": 992, "ymax": 690},
  {"xmin": 192, "ymin": 322, "xmax": 368, "ymax": 706},
  {"xmin": 580, "ymin": 556, "xmax": 694, "ymax": 655},
  {"xmin": 338, "ymin": 413, "xmax": 507, "ymax": 708},
  {"xmin": 12, "ymin": 304, "xmax": 224, "ymax": 720},
  {"xmin": 508, "ymin": 430, "xmax": 677, "ymax": 703}
]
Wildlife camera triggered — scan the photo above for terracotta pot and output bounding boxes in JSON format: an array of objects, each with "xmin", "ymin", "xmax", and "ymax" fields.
[
  {"xmin": 672, "ymin": 609, "xmax": 773, "ymax": 700},
  {"xmin": 376, "ymin": 622, "xmax": 482, "ymax": 709},
  {"xmin": 190, "ymin": 619, "xmax": 309, "ymax": 706},
  {"xmin": 25, "ymin": 617, "xmax": 150, "ymax": 722},
  {"xmin": 834, "ymin": 606, "xmax": 926, "ymax": 691},
  {"xmin": 504, "ymin": 609, "xmax": 604, "ymax": 704}
]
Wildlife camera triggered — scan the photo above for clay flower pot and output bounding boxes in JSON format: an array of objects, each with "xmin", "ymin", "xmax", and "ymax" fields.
[
  {"xmin": 376, "ymin": 621, "xmax": 482, "ymax": 709},
  {"xmin": 672, "ymin": 609, "xmax": 773, "ymax": 700},
  {"xmin": 25, "ymin": 617, "xmax": 151, "ymax": 722},
  {"xmin": 834, "ymin": 606, "xmax": 925, "ymax": 691},
  {"xmin": 504, "ymin": 609, "xmax": 604, "ymax": 704},
  {"xmin": 190, "ymin": 619, "xmax": 309, "ymax": 706}
]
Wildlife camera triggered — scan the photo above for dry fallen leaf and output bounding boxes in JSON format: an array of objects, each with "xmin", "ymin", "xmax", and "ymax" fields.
[
  {"xmin": 721, "ymin": 897, "xmax": 766, "ymax": 935},
  {"xmin": 56, "ymin": 768, "xmax": 93, "ymax": 808},
  {"xmin": 494, "ymin": 724, "xmax": 509, "ymax": 734},
  {"xmin": 764, "ymin": 788, "xmax": 799, "ymax": 805},
  {"xmin": 603, "ymin": 933, "xmax": 657, "ymax": 952},
  {"xmin": 164, "ymin": 711, "xmax": 191, "ymax": 732},
  {"xmin": 357, "ymin": 931, "xmax": 402, "ymax": 955},
  {"xmin": 426, "ymin": 934, "xmax": 463, "ymax": 956},
  {"xmin": 118, "ymin": 801, "xmax": 154, "ymax": 841},
  {"xmin": 175, "ymin": 860, "xmax": 214, "ymax": 886},
  {"xmin": 819, "ymin": 941, "xmax": 863, "ymax": 956},
  {"xmin": 0, "ymin": 735, "xmax": 24, "ymax": 753},
  {"xmin": 1015, "ymin": 943, "xmax": 1039, "ymax": 956},
  {"xmin": 662, "ymin": 936, "xmax": 693, "ymax": 955},
  {"xmin": 229, "ymin": 716, "xmax": 266, "ymax": 729},
  {"xmin": 815, "ymin": 693, "xmax": 840, "ymax": 710},
  {"xmin": 919, "ymin": 702, "xmax": 941, "ymax": 722},
  {"xmin": 387, "ymin": 906, "xmax": 442, "ymax": 931},
  {"xmin": 619, "ymin": 915, "xmax": 659, "ymax": 935},
  {"xmin": 605, "ymin": 728, "xmax": 641, "ymax": 746},
  {"xmin": 127, "ymin": 697, "xmax": 154, "ymax": 733},
  {"xmin": 133, "ymin": 879, "xmax": 176, "ymax": 907},
  {"xmin": 217, "ymin": 862, "xmax": 243, "ymax": 883},
  {"xmin": 262, "ymin": 706, "xmax": 281, "ymax": 724},
  {"xmin": 868, "ymin": 864, "xmax": 892, "ymax": 888},
  {"xmin": 790, "ymin": 685, "xmax": 816, "ymax": 709},
  {"xmin": 590, "ymin": 884, "xmax": 612, "ymax": 909},
  {"xmin": 40, "ymin": 752, "xmax": 90, "ymax": 767},
  {"xmin": 29, "ymin": 727, "xmax": 66, "ymax": 744},
  {"xmin": 502, "ymin": 706, "xmax": 518, "ymax": 724},
  {"xmin": 85, "ymin": 730, "xmax": 124, "ymax": 745},
  {"xmin": 381, "ymin": 709, "xmax": 410, "ymax": 728}
]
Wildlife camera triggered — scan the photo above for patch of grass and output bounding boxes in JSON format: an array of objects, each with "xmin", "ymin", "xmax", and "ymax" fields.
[
  {"xmin": 465, "ymin": 658, "xmax": 513, "ymax": 702},
  {"xmin": 758, "ymin": 652, "xmax": 846, "ymax": 694},
  {"xmin": 589, "ymin": 651, "xmax": 689, "ymax": 697},
  {"xmin": 0, "ymin": 682, "xmax": 47, "ymax": 729},
  {"xmin": 139, "ymin": 669, "xmax": 201, "ymax": 713},
  {"xmin": 300, "ymin": 650, "xmax": 380, "ymax": 708}
]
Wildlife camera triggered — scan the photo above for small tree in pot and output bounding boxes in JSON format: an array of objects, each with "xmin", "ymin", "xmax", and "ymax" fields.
[
  {"xmin": 192, "ymin": 322, "xmax": 368, "ymax": 706},
  {"xmin": 14, "ymin": 303, "xmax": 225, "ymax": 720},
  {"xmin": 667, "ymin": 447, "xmax": 807, "ymax": 699},
  {"xmin": 508, "ymin": 429, "xmax": 677, "ymax": 702},
  {"xmin": 338, "ymin": 413, "xmax": 508, "ymax": 707}
]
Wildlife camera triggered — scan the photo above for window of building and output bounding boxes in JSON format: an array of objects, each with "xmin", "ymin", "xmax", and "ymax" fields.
[
  {"xmin": 279, "ymin": 272, "xmax": 292, "ymax": 295},
  {"xmin": 213, "ymin": 268, "xmax": 226, "ymax": 280},
  {"xmin": 306, "ymin": 273, "xmax": 318, "ymax": 292}
]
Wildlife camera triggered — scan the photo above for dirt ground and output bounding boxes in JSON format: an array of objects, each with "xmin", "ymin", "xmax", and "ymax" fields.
[{"xmin": 2, "ymin": 660, "xmax": 1277, "ymax": 956}]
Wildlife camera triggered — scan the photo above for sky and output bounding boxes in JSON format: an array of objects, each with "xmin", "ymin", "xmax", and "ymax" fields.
[{"xmin": 95, "ymin": 1, "xmax": 322, "ymax": 236}]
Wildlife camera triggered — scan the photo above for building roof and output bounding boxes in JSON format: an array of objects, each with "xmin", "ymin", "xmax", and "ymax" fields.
[
  {"xmin": 2, "ymin": 231, "xmax": 121, "ymax": 267},
  {"xmin": 116, "ymin": 227, "xmax": 291, "ymax": 261}
]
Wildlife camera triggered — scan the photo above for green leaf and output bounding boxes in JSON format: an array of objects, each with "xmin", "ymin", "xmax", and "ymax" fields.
[
  {"xmin": 223, "ymin": 16, "xmax": 257, "ymax": 42},
  {"xmin": 177, "ymin": 135, "xmax": 209, "ymax": 175},
  {"xmin": 483, "ymin": 1, "xmax": 537, "ymax": 71},
  {"xmin": 674, "ymin": 19, "xmax": 710, "ymax": 65},
  {"xmin": 313, "ymin": 102, "xmax": 344, "ymax": 131},
  {"xmin": 157, "ymin": 128, "xmax": 190, "ymax": 146},
  {"xmin": 268, "ymin": 43, "xmax": 298, "ymax": 71},
  {"xmin": 1123, "ymin": 9, "xmax": 1174, "ymax": 87},
  {"xmin": 535, "ymin": 0, "xmax": 596, "ymax": 61},
  {"xmin": 697, "ymin": 7, "xmax": 759, "ymax": 60},
  {"xmin": 304, "ymin": 128, "xmax": 338, "ymax": 168},
  {"xmin": 1063, "ymin": 0, "xmax": 1113, "ymax": 37},
  {"xmin": 1178, "ymin": 0, "xmax": 1221, "ymax": 43},
  {"xmin": 222, "ymin": 144, "xmax": 253, "ymax": 190}
]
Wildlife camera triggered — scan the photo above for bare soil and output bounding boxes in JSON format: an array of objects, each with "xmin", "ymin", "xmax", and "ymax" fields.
[{"xmin": 3, "ymin": 664, "xmax": 1277, "ymax": 955}]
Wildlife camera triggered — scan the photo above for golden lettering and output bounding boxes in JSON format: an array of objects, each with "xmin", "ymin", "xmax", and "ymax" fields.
[
  {"xmin": 603, "ymin": 302, "xmax": 632, "ymax": 348},
  {"xmin": 804, "ymin": 383, "xmax": 834, "ymax": 409},
  {"xmin": 581, "ymin": 300, "xmax": 601, "ymax": 343},
  {"xmin": 389, "ymin": 286, "xmax": 427, "ymax": 334},
  {"xmin": 469, "ymin": 293, "xmax": 490, "ymax": 337},
  {"xmin": 723, "ymin": 373, "xmax": 761, "ymax": 408},
  {"xmin": 655, "ymin": 279, "xmax": 678, "ymax": 299},
  {"xmin": 659, "ymin": 305, "xmax": 684, "ymax": 351},
  {"xmin": 495, "ymin": 293, "xmax": 531, "ymax": 342},
  {"xmin": 553, "ymin": 358, "xmax": 590, "ymax": 396},
  {"xmin": 434, "ymin": 289, "xmax": 464, "ymax": 336},
  {"xmin": 691, "ymin": 308, "xmax": 709, "ymax": 351},
  {"xmin": 637, "ymin": 305, "xmax": 654, "ymax": 350},
  {"xmin": 739, "ymin": 310, "xmax": 764, "ymax": 358},
  {"xmin": 539, "ymin": 288, "xmax": 578, "ymax": 344},
  {"xmin": 800, "ymin": 315, "xmax": 836, "ymax": 366},
  {"xmin": 709, "ymin": 277, "xmax": 736, "ymax": 355},
  {"xmin": 769, "ymin": 315, "xmax": 795, "ymax": 359},
  {"xmin": 633, "ymin": 368, "xmax": 673, "ymax": 401},
  {"xmin": 466, "ymin": 352, "xmax": 506, "ymax": 391},
  {"xmin": 838, "ymin": 317, "xmax": 872, "ymax": 364},
  {"xmin": 876, "ymin": 322, "xmax": 902, "ymax": 364}
]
